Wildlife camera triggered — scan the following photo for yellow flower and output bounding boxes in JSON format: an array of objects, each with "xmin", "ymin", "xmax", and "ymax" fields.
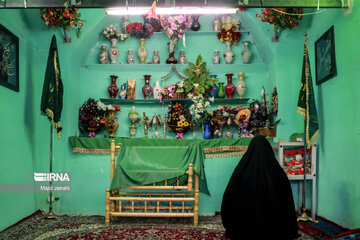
[
  {"xmin": 177, "ymin": 121, "xmax": 184, "ymax": 127},
  {"xmin": 224, "ymin": 37, "xmax": 229, "ymax": 41},
  {"xmin": 184, "ymin": 122, "xmax": 189, "ymax": 127}
]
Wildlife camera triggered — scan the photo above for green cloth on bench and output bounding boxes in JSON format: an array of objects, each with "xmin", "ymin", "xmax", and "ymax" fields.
[{"xmin": 110, "ymin": 139, "xmax": 210, "ymax": 195}]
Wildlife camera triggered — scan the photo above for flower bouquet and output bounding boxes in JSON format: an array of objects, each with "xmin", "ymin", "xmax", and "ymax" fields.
[
  {"xmin": 160, "ymin": 15, "xmax": 192, "ymax": 64},
  {"xmin": 235, "ymin": 108, "xmax": 253, "ymax": 137},
  {"xmin": 126, "ymin": 22, "xmax": 154, "ymax": 64},
  {"xmin": 78, "ymin": 98, "xmax": 106, "ymax": 137},
  {"xmin": 100, "ymin": 105, "xmax": 121, "ymax": 138},
  {"xmin": 256, "ymin": 8, "xmax": 303, "ymax": 41},
  {"xmin": 103, "ymin": 24, "xmax": 128, "ymax": 41},
  {"xmin": 167, "ymin": 102, "xmax": 192, "ymax": 138},
  {"xmin": 217, "ymin": 16, "xmax": 241, "ymax": 64},
  {"xmin": 126, "ymin": 22, "xmax": 154, "ymax": 39},
  {"xmin": 40, "ymin": 8, "xmax": 86, "ymax": 42}
]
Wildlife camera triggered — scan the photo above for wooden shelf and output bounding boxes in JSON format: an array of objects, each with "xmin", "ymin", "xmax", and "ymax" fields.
[
  {"xmin": 100, "ymin": 98, "xmax": 249, "ymax": 106},
  {"xmin": 84, "ymin": 63, "xmax": 267, "ymax": 73},
  {"xmin": 152, "ymin": 30, "xmax": 250, "ymax": 35}
]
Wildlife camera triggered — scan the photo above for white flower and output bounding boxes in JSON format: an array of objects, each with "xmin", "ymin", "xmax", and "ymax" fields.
[
  {"xmin": 205, "ymin": 101, "xmax": 210, "ymax": 107},
  {"xmin": 197, "ymin": 103, "xmax": 202, "ymax": 108},
  {"xmin": 178, "ymin": 81, "xmax": 185, "ymax": 87},
  {"xmin": 195, "ymin": 113, "xmax": 201, "ymax": 119},
  {"xmin": 209, "ymin": 97, "xmax": 215, "ymax": 103}
]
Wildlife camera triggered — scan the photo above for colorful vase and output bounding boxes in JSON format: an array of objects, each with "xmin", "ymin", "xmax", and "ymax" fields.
[
  {"xmin": 119, "ymin": 83, "xmax": 127, "ymax": 99},
  {"xmin": 217, "ymin": 82, "xmax": 225, "ymax": 98},
  {"xmin": 106, "ymin": 110, "xmax": 119, "ymax": 138},
  {"xmin": 142, "ymin": 75, "xmax": 153, "ymax": 99},
  {"xmin": 203, "ymin": 122, "xmax": 212, "ymax": 139},
  {"xmin": 109, "ymin": 38, "xmax": 119, "ymax": 64},
  {"xmin": 153, "ymin": 80, "xmax": 162, "ymax": 100},
  {"xmin": 108, "ymin": 75, "xmax": 119, "ymax": 99},
  {"xmin": 225, "ymin": 74, "xmax": 236, "ymax": 99},
  {"xmin": 127, "ymin": 49, "xmax": 135, "ymax": 64},
  {"xmin": 99, "ymin": 45, "xmax": 108, "ymax": 64},
  {"xmin": 241, "ymin": 41, "xmax": 252, "ymax": 64},
  {"xmin": 223, "ymin": 41, "xmax": 234, "ymax": 64},
  {"xmin": 209, "ymin": 75, "xmax": 219, "ymax": 98},
  {"xmin": 137, "ymin": 38, "xmax": 147, "ymax": 64},
  {"xmin": 236, "ymin": 72, "xmax": 246, "ymax": 99}
]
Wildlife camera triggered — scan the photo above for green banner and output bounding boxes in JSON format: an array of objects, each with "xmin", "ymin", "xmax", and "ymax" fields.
[{"xmin": 41, "ymin": 35, "xmax": 63, "ymax": 138}]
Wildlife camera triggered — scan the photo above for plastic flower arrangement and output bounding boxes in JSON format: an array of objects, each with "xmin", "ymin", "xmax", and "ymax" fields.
[
  {"xmin": 78, "ymin": 98, "xmax": 106, "ymax": 136},
  {"xmin": 188, "ymin": 93, "xmax": 215, "ymax": 125},
  {"xmin": 167, "ymin": 102, "xmax": 192, "ymax": 138},
  {"xmin": 40, "ymin": 8, "xmax": 85, "ymax": 38},
  {"xmin": 103, "ymin": 24, "xmax": 128, "ymax": 41},
  {"xmin": 182, "ymin": 55, "xmax": 219, "ymax": 95},
  {"xmin": 217, "ymin": 16, "xmax": 241, "ymax": 45},
  {"xmin": 256, "ymin": 8, "xmax": 303, "ymax": 41},
  {"xmin": 161, "ymin": 15, "xmax": 192, "ymax": 63},
  {"xmin": 126, "ymin": 22, "xmax": 154, "ymax": 39}
]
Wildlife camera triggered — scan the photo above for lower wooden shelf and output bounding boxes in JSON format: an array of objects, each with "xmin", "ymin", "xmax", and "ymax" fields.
[{"xmin": 100, "ymin": 98, "xmax": 249, "ymax": 105}]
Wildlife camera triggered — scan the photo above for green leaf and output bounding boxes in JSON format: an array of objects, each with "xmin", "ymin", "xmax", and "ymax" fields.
[
  {"xmin": 77, "ymin": 28, "xmax": 81, "ymax": 38},
  {"xmin": 188, "ymin": 62, "xmax": 196, "ymax": 70}
]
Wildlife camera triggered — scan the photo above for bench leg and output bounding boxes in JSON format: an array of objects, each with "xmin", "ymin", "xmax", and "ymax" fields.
[{"xmin": 105, "ymin": 189, "xmax": 110, "ymax": 226}]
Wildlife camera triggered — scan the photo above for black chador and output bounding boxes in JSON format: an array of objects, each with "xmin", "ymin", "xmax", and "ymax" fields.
[{"xmin": 221, "ymin": 135, "xmax": 299, "ymax": 240}]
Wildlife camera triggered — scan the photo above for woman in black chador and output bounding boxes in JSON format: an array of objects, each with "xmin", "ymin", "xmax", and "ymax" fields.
[{"xmin": 221, "ymin": 135, "xmax": 299, "ymax": 240}]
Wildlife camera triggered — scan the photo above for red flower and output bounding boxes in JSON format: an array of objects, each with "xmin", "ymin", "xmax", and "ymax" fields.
[
  {"xmin": 65, "ymin": 8, "xmax": 69, "ymax": 13},
  {"xmin": 261, "ymin": 18, "xmax": 265, "ymax": 22},
  {"xmin": 147, "ymin": 24, "xmax": 153, "ymax": 31},
  {"xmin": 114, "ymin": 105, "xmax": 121, "ymax": 111},
  {"xmin": 256, "ymin": 13, "xmax": 260, "ymax": 18},
  {"xmin": 78, "ymin": 22, "xmax": 83, "ymax": 27},
  {"xmin": 70, "ymin": 21, "xmax": 75, "ymax": 26}
]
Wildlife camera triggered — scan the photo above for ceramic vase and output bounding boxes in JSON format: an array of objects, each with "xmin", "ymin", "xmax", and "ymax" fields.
[
  {"xmin": 108, "ymin": 75, "xmax": 119, "ymax": 99},
  {"xmin": 203, "ymin": 122, "xmax": 212, "ymax": 139},
  {"xmin": 119, "ymin": 83, "xmax": 127, "ymax": 99},
  {"xmin": 109, "ymin": 38, "xmax": 119, "ymax": 64},
  {"xmin": 236, "ymin": 72, "xmax": 246, "ymax": 99},
  {"xmin": 153, "ymin": 80, "xmax": 162, "ymax": 100},
  {"xmin": 99, "ymin": 45, "xmax": 108, "ymax": 64},
  {"xmin": 217, "ymin": 82, "xmax": 225, "ymax": 98},
  {"xmin": 191, "ymin": 15, "xmax": 201, "ymax": 31},
  {"xmin": 137, "ymin": 38, "xmax": 147, "ymax": 64},
  {"xmin": 213, "ymin": 50, "xmax": 220, "ymax": 64},
  {"xmin": 223, "ymin": 41, "xmax": 234, "ymax": 64},
  {"xmin": 127, "ymin": 49, "xmax": 135, "ymax": 64},
  {"xmin": 122, "ymin": 15, "xmax": 131, "ymax": 33},
  {"xmin": 212, "ymin": 15, "xmax": 220, "ymax": 31},
  {"xmin": 152, "ymin": 50, "xmax": 160, "ymax": 64},
  {"xmin": 179, "ymin": 50, "xmax": 186, "ymax": 64},
  {"xmin": 209, "ymin": 75, "xmax": 219, "ymax": 98},
  {"xmin": 142, "ymin": 75, "xmax": 153, "ymax": 99},
  {"xmin": 166, "ymin": 37, "xmax": 179, "ymax": 64},
  {"xmin": 225, "ymin": 74, "xmax": 236, "ymax": 99},
  {"xmin": 241, "ymin": 41, "xmax": 252, "ymax": 64},
  {"xmin": 106, "ymin": 110, "xmax": 119, "ymax": 138}
]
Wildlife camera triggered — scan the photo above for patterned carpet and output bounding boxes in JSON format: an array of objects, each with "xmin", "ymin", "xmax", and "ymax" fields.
[{"xmin": 0, "ymin": 210, "xmax": 351, "ymax": 240}]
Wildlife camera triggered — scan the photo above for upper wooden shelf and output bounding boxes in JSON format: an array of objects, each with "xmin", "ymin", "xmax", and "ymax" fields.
[{"xmin": 84, "ymin": 63, "xmax": 268, "ymax": 73}]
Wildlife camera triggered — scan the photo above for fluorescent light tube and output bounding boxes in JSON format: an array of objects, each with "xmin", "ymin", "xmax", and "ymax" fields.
[{"xmin": 106, "ymin": 7, "xmax": 237, "ymax": 16}]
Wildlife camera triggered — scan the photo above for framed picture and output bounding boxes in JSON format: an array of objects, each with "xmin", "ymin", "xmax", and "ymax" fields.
[
  {"xmin": 315, "ymin": 25, "xmax": 337, "ymax": 85},
  {"xmin": 0, "ymin": 24, "xmax": 19, "ymax": 92}
]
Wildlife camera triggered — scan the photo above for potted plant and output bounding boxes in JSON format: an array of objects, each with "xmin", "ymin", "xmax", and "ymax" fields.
[
  {"xmin": 177, "ymin": 55, "xmax": 219, "ymax": 97},
  {"xmin": 256, "ymin": 8, "xmax": 303, "ymax": 42}
]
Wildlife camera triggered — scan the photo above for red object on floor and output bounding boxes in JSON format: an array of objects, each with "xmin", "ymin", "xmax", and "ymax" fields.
[{"xmin": 325, "ymin": 229, "xmax": 360, "ymax": 240}]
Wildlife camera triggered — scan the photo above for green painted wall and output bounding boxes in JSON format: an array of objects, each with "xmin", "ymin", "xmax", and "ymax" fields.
[
  {"xmin": 273, "ymin": 5, "xmax": 360, "ymax": 229},
  {"xmin": 305, "ymin": 5, "xmax": 360, "ymax": 229},
  {"xmin": 0, "ymin": 10, "xmax": 37, "ymax": 231},
  {"xmin": 1, "ymin": 5, "xmax": 359, "ymax": 230}
]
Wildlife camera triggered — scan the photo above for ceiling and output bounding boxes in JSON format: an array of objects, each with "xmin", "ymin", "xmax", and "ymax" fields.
[{"xmin": 0, "ymin": 0, "xmax": 346, "ymax": 9}]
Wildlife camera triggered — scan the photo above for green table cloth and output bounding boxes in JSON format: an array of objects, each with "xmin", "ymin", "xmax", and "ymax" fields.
[
  {"xmin": 109, "ymin": 139, "xmax": 210, "ymax": 195},
  {"xmin": 68, "ymin": 137, "xmax": 265, "ymax": 158}
]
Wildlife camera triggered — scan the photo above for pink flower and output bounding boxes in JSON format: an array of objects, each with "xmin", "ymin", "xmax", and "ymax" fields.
[
  {"xmin": 171, "ymin": 23, "xmax": 177, "ymax": 30},
  {"xmin": 177, "ymin": 15, "xmax": 184, "ymax": 23},
  {"xmin": 168, "ymin": 16, "xmax": 174, "ymax": 24},
  {"xmin": 178, "ymin": 33, "xmax": 182, "ymax": 38},
  {"xmin": 162, "ymin": 19, "xmax": 168, "ymax": 25},
  {"xmin": 167, "ymin": 28, "xmax": 173, "ymax": 36},
  {"xmin": 89, "ymin": 132, "xmax": 95, "ymax": 137}
]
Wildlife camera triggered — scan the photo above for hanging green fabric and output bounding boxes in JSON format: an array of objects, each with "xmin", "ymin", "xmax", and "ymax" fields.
[
  {"xmin": 297, "ymin": 36, "xmax": 319, "ymax": 147},
  {"xmin": 41, "ymin": 35, "xmax": 64, "ymax": 138},
  {"xmin": 110, "ymin": 139, "xmax": 210, "ymax": 195}
]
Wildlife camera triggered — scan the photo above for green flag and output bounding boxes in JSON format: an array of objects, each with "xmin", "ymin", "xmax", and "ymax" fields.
[
  {"xmin": 41, "ymin": 35, "xmax": 63, "ymax": 138},
  {"xmin": 297, "ymin": 38, "xmax": 319, "ymax": 147}
]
